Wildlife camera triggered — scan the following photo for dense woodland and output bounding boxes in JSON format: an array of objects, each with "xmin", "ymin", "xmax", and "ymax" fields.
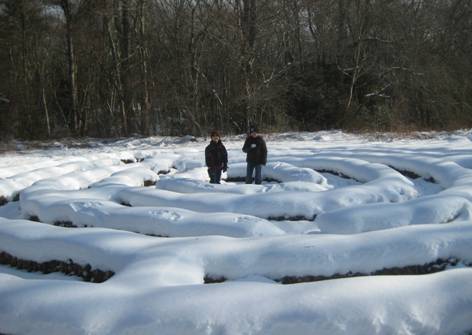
[{"xmin": 0, "ymin": 0, "xmax": 471, "ymax": 139}]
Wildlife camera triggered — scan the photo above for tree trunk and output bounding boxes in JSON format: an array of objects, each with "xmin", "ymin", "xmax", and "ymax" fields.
[
  {"xmin": 105, "ymin": 12, "xmax": 128, "ymax": 136},
  {"xmin": 61, "ymin": 0, "xmax": 79, "ymax": 135},
  {"xmin": 120, "ymin": 0, "xmax": 131, "ymax": 136},
  {"xmin": 236, "ymin": 0, "xmax": 257, "ymax": 127},
  {"xmin": 42, "ymin": 87, "xmax": 51, "ymax": 137},
  {"xmin": 138, "ymin": 0, "xmax": 152, "ymax": 135}
]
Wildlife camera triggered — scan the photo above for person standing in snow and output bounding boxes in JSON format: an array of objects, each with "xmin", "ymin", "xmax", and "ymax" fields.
[
  {"xmin": 242, "ymin": 125, "xmax": 267, "ymax": 184},
  {"xmin": 205, "ymin": 130, "xmax": 228, "ymax": 184}
]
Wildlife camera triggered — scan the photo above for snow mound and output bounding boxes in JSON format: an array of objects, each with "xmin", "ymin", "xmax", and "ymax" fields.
[{"xmin": 2, "ymin": 131, "xmax": 472, "ymax": 334}]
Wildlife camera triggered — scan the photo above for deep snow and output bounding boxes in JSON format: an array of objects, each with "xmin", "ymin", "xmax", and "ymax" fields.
[{"xmin": 1, "ymin": 130, "xmax": 472, "ymax": 334}]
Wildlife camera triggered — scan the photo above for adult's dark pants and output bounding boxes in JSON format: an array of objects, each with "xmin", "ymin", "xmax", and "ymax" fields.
[
  {"xmin": 246, "ymin": 162, "xmax": 262, "ymax": 184},
  {"xmin": 208, "ymin": 168, "xmax": 222, "ymax": 184}
]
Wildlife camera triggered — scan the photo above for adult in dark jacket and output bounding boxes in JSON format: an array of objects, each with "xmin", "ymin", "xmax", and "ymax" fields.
[
  {"xmin": 242, "ymin": 126, "xmax": 267, "ymax": 184},
  {"xmin": 205, "ymin": 130, "xmax": 228, "ymax": 184}
]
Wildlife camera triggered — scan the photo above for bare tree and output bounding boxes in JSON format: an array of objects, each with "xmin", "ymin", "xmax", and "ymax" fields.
[{"xmin": 1, "ymin": 0, "xmax": 471, "ymax": 138}]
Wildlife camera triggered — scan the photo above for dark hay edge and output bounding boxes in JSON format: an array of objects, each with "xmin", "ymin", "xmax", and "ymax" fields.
[
  {"xmin": 0, "ymin": 250, "xmax": 114, "ymax": 283},
  {"xmin": 144, "ymin": 179, "xmax": 157, "ymax": 187},
  {"xmin": 205, "ymin": 257, "xmax": 466, "ymax": 285},
  {"xmin": 316, "ymin": 169, "xmax": 361, "ymax": 182},
  {"xmin": 268, "ymin": 214, "xmax": 316, "ymax": 222},
  {"xmin": 388, "ymin": 166, "xmax": 437, "ymax": 183},
  {"xmin": 224, "ymin": 177, "xmax": 281, "ymax": 183}
]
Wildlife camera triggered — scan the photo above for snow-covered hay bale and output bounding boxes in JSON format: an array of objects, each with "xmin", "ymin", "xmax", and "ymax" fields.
[
  {"xmin": 227, "ymin": 161, "xmax": 327, "ymax": 185},
  {"xmin": 2, "ymin": 131, "xmax": 472, "ymax": 334}
]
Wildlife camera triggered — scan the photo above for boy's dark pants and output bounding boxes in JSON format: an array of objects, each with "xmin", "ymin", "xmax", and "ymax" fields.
[
  {"xmin": 208, "ymin": 168, "xmax": 222, "ymax": 184},
  {"xmin": 246, "ymin": 163, "xmax": 262, "ymax": 184}
]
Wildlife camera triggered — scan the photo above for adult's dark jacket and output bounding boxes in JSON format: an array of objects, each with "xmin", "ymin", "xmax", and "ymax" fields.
[
  {"xmin": 205, "ymin": 140, "xmax": 228, "ymax": 170},
  {"xmin": 242, "ymin": 136, "xmax": 267, "ymax": 165}
]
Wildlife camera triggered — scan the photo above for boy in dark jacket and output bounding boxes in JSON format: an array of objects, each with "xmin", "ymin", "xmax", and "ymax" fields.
[
  {"xmin": 205, "ymin": 130, "xmax": 228, "ymax": 184},
  {"xmin": 242, "ymin": 126, "xmax": 267, "ymax": 184}
]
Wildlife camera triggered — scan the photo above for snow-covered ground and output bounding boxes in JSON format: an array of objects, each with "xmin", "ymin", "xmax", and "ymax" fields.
[{"xmin": 1, "ymin": 130, "xmax": 472, "ymax": 334}]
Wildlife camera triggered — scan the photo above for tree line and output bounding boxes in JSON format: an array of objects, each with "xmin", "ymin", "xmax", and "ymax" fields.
[{"xmin": 0, "ymin": 0, "xmax": 471, "ymax": 139}]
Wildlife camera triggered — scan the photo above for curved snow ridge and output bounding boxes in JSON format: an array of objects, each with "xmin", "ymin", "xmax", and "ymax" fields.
[
  {"xmin": 0, "ymin": 218, "xmax": 146, "ymax": 271},
  {"xmin": 272, "ymin": 156, "xmax": 413, "ymax": 184},
  {"xmin": 1, "ymin": 219, "xmax": 472, "ymax": 334},
  {"xmin": 357, "ymin": 155, "xmax": 455, "ymax": 188},
  {"xmin": 316, "ymin": 194, "xmax": 472, "ymax": 234},
  {"xmin": 198, "ymin": 222, "xmax": 472, "ymax": 281},
  {"xmin": 90, "ymin": 166, "xmax": 159, "ymax": 188},
  {"xmin": 294, "ymin": 152, "xmax": 472, "ymax": 190},
  {"xmin": 172, "ymin": 166, "xmax": 213, "ymax": 180},
  {"xmin": 172, "ymin": 152, "xmax": 205, "ymax": 172},
  {"xmin": 446, "ymin": 154, "xmax": 472, "ymax": 169},
  {"xmin": 313, "ymin": 161, "xmax": 472, "ymax": 234},
  {"xmin": 115, "ymin": 187, "xmax": 320, "ymax": 219},
  {"xmin": 353, "ymin": 154, "xmax": 472, "ymax": 189},
  {"xmin": 117, "ymin": 149, "xmax": 178, "ymax": 165},
  {"xmin": 272, "ymin": 156, "xmax": 418, "ymax": 201},
  {"xmin": 157, "ymin": 177, "xmax": 262, "ymax": 194},
  {"xmin": 140, "ymin": 156, "xmax": 176, "ymax": 174},
  {"xmin": 19, "ymin": 168, "xmax": 162, "ymax": 224},
  {"xmin": 20, "ymin": 165, "xmax": 157, "ymax": 203},
  {"xmin": 0, "ymin": 156, "xmax": 87, "ymax": 179},
  {"xmin": 19, "ymin": 199, "xmax": 286, "ymax": 238},
  {"xmin": 19, "ymin": 186, "xmax": 128, "ymax": 221},
  {"xmin": 19, "ymin": 165, "xmax": 131, "ymax": 203},
  {"xmin": 440, "ymin": 162, "xmax": 472, "ymax": 189},
  {"xmin": 1, "ymin": 218, "xmax": 472, "ymax": 285},
  {"xmin": 0, "ymin": 250, "xmax": 114, "ymax": 283},
  {"xmin": 0, "ymin": 160, "xmax": 106, "ymax": 202},
  {"xmin": 115, "ymin": 176, "xmax": 417, "ymax": 220},
  {"xmin": 227, "ymin": 162, "xmax": 328, "ymax": 185},
  {"xmin": 1, "ymin": 269, "xmax": 472, "ymax": 335},
  {"xmin": 156, "ymin": 177, "xmax": 328, "ymax": 195}
]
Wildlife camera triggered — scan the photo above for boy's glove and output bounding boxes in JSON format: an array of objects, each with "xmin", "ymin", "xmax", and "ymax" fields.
[
  {"xmin": 251, "ymin": 144, "xmax": 257, "ymax": 149},
  {"xmin": 222, "ymin": 164, "xmax": 228, "ymax": 172}
]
